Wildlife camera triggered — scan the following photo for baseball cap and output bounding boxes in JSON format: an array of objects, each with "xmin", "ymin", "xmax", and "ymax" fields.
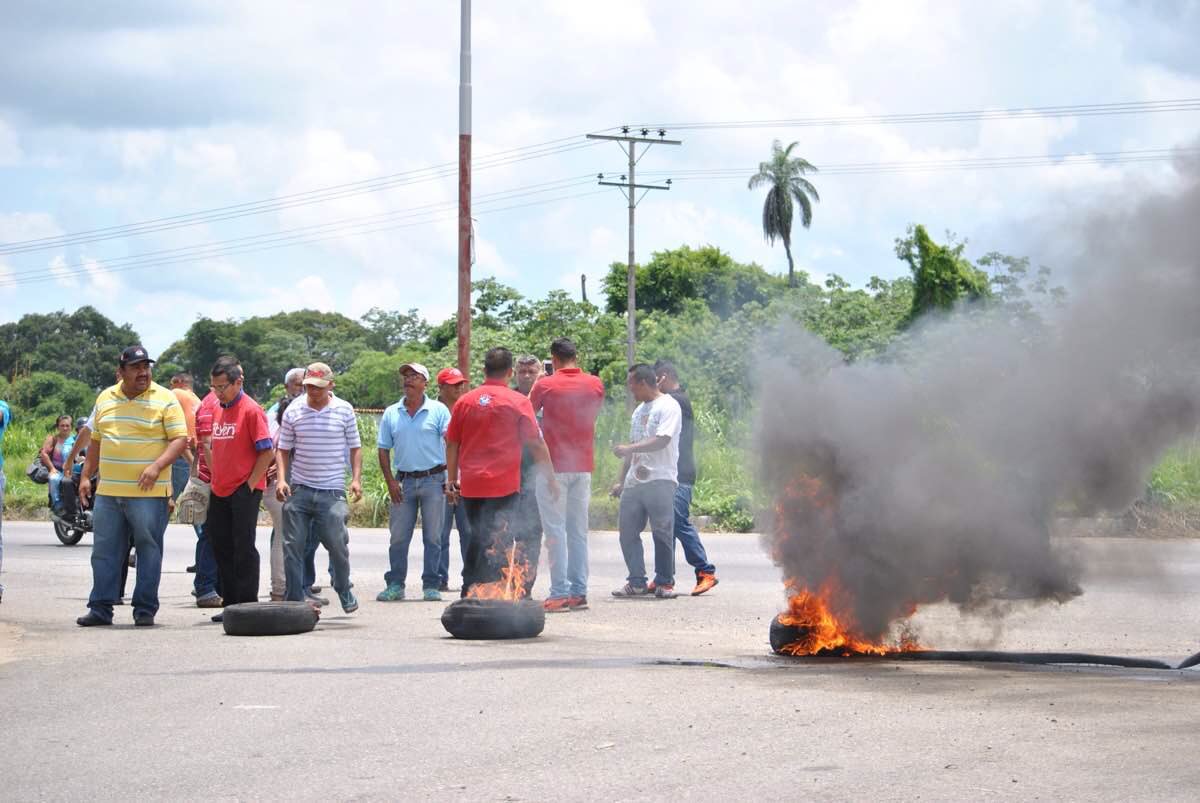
[
  {"xmin": 436, "ymin": 367, "xmax": 467, "ymax": 386},
  {"xmin": 302, "ymin": 362, "xmax": 334, "ymax": 387},
  {"xmin": 399, "ymin": 362, "xmax": 430, "ymax": 381},
  {"xmin": 119, "ymin": 345, "xmax": 155, "ymax": 366}
]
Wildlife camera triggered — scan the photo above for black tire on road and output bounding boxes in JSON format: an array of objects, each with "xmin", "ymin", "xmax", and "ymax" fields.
[
  {"xmin": 769, "ymin": 615, "xmax": 810, "ymax": 655},
  {"xmin": 441, "ymin": 598, "xmax": 545, "ymax": 640},
  {"xmin": 222, "ymin": 601, "xmax": 319, "ymax": 637},
  {"xmin": 53, "ymin": 520, "xmax": 85, "ymax": 546}
]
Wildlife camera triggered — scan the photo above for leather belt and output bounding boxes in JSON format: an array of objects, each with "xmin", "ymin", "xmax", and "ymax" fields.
[{"xmin": 396, "ymin": 465, "xmax": 446, "ymax": 480}]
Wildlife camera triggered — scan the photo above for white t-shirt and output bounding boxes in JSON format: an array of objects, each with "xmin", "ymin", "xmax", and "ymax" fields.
[{"xmin": 625, "ymin": 393, "xmax": 682, "ymax": 487}]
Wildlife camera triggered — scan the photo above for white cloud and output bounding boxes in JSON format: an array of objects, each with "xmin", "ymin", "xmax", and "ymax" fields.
[{"xmin": 0, "ymin": 117, "xmax": 21, "ymax": 166}]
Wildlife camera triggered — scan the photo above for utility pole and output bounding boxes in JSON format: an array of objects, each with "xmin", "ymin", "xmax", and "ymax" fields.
[
  {"xmin": 456, "ymin": 0, "xmax": 472, "ymax": 375},
  {"xmin": 580, "ymin": 273, "xmax": 588, "ymax": 304},
  {"xmin": 587, "ymin": 127, "xmax": 680, "ymax": 368}
]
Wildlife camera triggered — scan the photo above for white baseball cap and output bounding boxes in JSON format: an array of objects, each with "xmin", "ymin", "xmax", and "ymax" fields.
[{"xmin": 399, "ymin": 362, "xmax": 430, "ymax": 381}]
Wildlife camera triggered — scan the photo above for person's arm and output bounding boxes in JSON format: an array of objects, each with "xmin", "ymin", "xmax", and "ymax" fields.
[
  {"xmin": 139, "ymin": 437, "xmax": 187, "ymax": 491},
  {"xmin": 274, "ymin": 449, "xmax": 292, "ymax": 501},
  {"xmin": 246, "ymin": 448, "xmax": 275, "ymax": 491},
  {"xmin": 444, "ymin": 440, "xmax": 460, "ymax": 504},
  {"xmin": 40, "ymin": 434, "xmax": 58, "ymax": 472},
  {"xmin": 79, "ymin": 438, "xmax": 101, "ymax": 507},
  {"xmin": 612, "ymin": 434, "xmax": 671, "ymax": 457},
  {"xmin": 66, "ymin": 428, "xmax": 91, "ymax": 468},
  {"xmin": 348, "ymin": 446, "xmax": 362, "ymax": 502},
  {"xmin": 611, "ymin": 455, "xmax": 632, "ymax": 497}
]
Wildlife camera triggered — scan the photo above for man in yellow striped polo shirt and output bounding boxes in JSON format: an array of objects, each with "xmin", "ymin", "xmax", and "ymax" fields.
[{"xmin": 76, "ymin": 345, "xmax": 188, "ymax": 627}]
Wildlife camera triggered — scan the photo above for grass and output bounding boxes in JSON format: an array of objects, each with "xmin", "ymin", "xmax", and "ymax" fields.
[
  {"xmin": 2, "ymin": 419, "xmax": 53, "ymax": 517},
  {"xmin": 1148, "ymin": 441, "xmax": 1200, "ymax": 509}
]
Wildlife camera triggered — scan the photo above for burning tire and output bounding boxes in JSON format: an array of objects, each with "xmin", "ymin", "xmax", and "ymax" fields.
[
  {"xmin": 222, "ymin": 601, "xmax": 319, "ymax": 637},
  {"xmin": 769, "ymin": 615, "xmax": 809, "ymax": 655},
  {"xmin": 441, "ymin": 598, "xmax": 545, "ymax": 640}
]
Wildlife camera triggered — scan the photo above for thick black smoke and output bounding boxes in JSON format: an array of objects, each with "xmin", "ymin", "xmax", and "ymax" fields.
[{"xmin": 760, "ymin": 151, "xmax": 1200, "ymax": 643}]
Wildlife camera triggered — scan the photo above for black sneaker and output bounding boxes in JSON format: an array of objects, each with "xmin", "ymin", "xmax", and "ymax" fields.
[
  {"xmin": 211, "ymin": 613, "xmax": 224, "ymax": 623},
  {"xmin": 134, "ymin": 612, "xmax": 155, "ymax": 627},
  {"xmin": 76, "ymin": 612, "xmax": 112, "ymax": 627},
  {"xmin": 186, "ymin": 565, "xmax": 197, "ymax": 573}
]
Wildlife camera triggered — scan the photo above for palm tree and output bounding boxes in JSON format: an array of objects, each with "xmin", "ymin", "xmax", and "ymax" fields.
[{"xmin": 748, "ymin": 140, "xmax": 819, "ymax": 288}]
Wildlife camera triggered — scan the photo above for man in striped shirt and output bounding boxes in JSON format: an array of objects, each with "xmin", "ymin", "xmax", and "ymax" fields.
[
  {"xmin": 76, "ymin": 346, "xmax": 188, "ymax": 627},
  {"xmin": 275, "ymin": 362, "xmax": 363, "ymax": 613}
]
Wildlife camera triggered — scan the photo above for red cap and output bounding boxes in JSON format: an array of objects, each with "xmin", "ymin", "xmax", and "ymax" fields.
[{"xmin": 437, "ymin": 367, "xmax": 467, "ymax": 386}]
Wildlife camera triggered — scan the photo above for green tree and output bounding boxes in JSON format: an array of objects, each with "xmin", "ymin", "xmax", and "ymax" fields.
[
  {"xmin": 6, "ymin": 371, "xmax": 95, "ymax": 420},
  {"xmin": 602, "ymin": 245, "xmax": 786, "ymax": 318},
  {"xmin": 361, "ymin": 307, "xmax": 430, "ymax": 352},
  {"xmin": 0, "ymin": 306, "xmax": 141, "ymax": 389},
  {"xmin": 748, "ymin": 140, "xmax": 820, "ymax": 288},
  {"xmin": 160, "ymin": 309, "xmax": 373, "ymax": 400},
  {"xmin": 895, "ymin": 225, "xmax": 991, "ymax": 324}
]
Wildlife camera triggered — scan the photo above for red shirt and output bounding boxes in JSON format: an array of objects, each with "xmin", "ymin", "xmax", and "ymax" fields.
[
  {"xmin": 195, "ymin": 392, "xmax": 217, "ymax": 483},
  {"xmin": 446, "ymin": 379, "xmax": 541, "ymax": 498},
  {"xmin": 208, "ymin": 392, "xmax": 273, "ymax": 497},
  {"xmin": 529, "ymin": 367, "xmax": 605, "ymax": 472}
]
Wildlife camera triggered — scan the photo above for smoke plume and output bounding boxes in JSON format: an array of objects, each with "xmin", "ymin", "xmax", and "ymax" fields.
[{"xmin": 760, "ymin": 150, "xmax": 1200, "ymax": 643}]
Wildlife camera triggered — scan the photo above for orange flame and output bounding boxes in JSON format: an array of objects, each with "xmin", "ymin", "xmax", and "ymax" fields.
[
  {"xmin": 465, "ymin": 542, "xmax": 529, "ymax": 601},
  {"xmin": 774, "ymin": 473, "xmax": 921, "ymax": 656}
]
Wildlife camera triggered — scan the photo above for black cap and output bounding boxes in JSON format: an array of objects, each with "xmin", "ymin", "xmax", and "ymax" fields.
[{"xmin": 119, "ymin": 345, "xmax": 156, "ymax": 366}]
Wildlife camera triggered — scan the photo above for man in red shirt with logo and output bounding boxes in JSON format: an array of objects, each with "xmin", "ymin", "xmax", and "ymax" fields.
[
  {"xmin": 445, "ymin": 347, "xmax": 558, "ymax": 597},
  {"xmin": 529, "ymin": 337, "xmax": 605, "ymax": 612},
  {"xmin": 205, "ymin": 360, "xmax": 274, "ymax": 610}
]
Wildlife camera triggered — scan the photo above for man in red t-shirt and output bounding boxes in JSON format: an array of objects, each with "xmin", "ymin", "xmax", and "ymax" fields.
[
  {"xmin": 529, "ymin": 336, "xmax": 605, "ymax": 612},
  {"xmin": 204, "ymin": 361, "xmax": 274, "ymax": 610},
  {"xmin": 445, "ymin": 347, "xmax": 558, "ymax": 597}
]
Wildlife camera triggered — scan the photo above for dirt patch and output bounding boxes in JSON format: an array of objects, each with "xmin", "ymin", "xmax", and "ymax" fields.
[{"xmin": 1053, "ymin": 505, "xmax": 1200, "ymax": 539}]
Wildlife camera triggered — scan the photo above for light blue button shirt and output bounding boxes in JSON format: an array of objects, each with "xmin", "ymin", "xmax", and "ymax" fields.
[{"xmin": 377, "ymin": 396, "xmax": 450, "ymax": 472}]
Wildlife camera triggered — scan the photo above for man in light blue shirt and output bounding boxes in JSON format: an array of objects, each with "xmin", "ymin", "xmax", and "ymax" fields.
[{"xmin": 376, "ymin": 363, "xmax": 450, "ymax": 602}]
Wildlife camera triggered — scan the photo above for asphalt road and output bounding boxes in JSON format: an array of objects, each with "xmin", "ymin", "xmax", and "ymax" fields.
[{"xmin": 1, "ymin": 519, "xmax": 1199, "ymax": 801}]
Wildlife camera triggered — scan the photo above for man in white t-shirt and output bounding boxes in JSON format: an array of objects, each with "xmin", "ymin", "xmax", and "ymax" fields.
[{"xmin": 609, "ymin": 363, "xmax": 683, "ymax": 599}]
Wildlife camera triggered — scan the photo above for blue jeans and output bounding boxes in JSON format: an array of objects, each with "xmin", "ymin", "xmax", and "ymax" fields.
[
  {"xmin": 438, "ymin": 499, "xmax": 471, "ymax": 587},
  {"xmin": 674, "ymin": 484, "xmax": 716, "ymax": 576},
  {"xmin": 385, "ymin": 472, "xmax": 445, "ymax": 590},
  {"xmin": 87, "ymin": 495, "xmax": 169, "ymax": 622},
  {"xmin": 282, "ymin": 485, "xmax": 352, "ymax": 601},
  {"xmin": 49, "ymin": 472, "xmax": 65, "ymax": 509},
  {"xmin": 537, "ymin": 471, "xmax": 591, "ymax": 598}
]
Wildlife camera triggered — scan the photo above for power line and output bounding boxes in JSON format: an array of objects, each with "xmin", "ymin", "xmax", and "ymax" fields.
[
  {"xmin": 0, "ymin": 135, "xmax": 611, "ymax": 256},
  {"xmin": 635, "ymin": 98, "xmax": 1200, "ymax": 131},
  {"xmin": 636, "ymin": 147, "xmax": 1198, "ymax": 180},
  {"xmin": 0, "ymin": 174, "xmax": 597, "ymax": 283},
  {"xmin": 0, "ymin": 185, "xmax": 610, "ymax": 289},
  {"xmin": 4, "ymin": 145, "xmax": 1190, "ymax": 289}
]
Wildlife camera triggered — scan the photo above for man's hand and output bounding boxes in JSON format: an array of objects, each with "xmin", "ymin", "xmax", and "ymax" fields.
[
  {"xmin": 79, "ymin": 476, "xmax": 92, "ymax": 508},
  {"xmin": 444, "ymin": 480, "xmax": 460, "ymax": 505},
  {"xmin": 611, "ymin": 443, "xmax": 631, "ymax": 459},
  {"xmin": 275, "ymin": 479, "xmax": 292, "ymax": 502},
  {"xmin": 545, "ymin": 475, "xmax": 561, "ymax": 502},
  {"xmin": 609, "ymin": 482, "xmax": 623, "ymax": 498},
  {"xmin": 349, "ymin": 479, "xmax": 363, "ymax": 503},
  {"xmin": 386, "ymin": 478, "xmax": 403, "ymax": 505},
  {"xmin": 137, "ymin": 463, "xmax": 162, "ymax": 491}
]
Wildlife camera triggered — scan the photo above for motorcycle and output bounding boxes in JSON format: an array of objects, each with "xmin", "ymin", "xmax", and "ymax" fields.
[{"xmin": 50, "ymin": 464, "xmax": 94, "ymax": 546}]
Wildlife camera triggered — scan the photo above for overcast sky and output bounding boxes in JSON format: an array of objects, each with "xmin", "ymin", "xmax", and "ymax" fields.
[{"xmin": 2, "ymin": 0, "xmax": 1198, "ymax": 354}]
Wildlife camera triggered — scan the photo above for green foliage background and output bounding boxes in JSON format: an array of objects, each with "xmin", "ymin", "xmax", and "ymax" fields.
[{"xmin": 4, "ymin": 229, "xmax": 1194, "ymax": 530}]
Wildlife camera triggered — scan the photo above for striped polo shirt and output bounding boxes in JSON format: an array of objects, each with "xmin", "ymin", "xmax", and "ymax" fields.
[
  {"xmin": 276, "ymin": 394, "xmax": 361, "ymax": 490},
  {"xmin": 92, "ymin": 381, "xmax": 188, "ymax": 497}
]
